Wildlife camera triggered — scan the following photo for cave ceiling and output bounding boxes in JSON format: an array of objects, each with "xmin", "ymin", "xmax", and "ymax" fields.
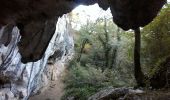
[{"xmin": 0, "ymin": 0, "xmax": 166, "ymax": 63}]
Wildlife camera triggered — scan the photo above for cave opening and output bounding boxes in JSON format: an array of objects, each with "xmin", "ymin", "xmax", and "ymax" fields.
[{"xmin": 0, "ymin": 0, "xmax": 168, "ymax": 100}]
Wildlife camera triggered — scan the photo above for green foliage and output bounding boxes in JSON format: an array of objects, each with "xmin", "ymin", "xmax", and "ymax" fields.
[
  {"xmin": 141, "ymin": 4, "xmax": 170, "ymax": 74},
  {"xmin": 62, "ymin": 64, "xmax": 132, "ymax": 100},
  {"xmin": 62, "ymin": 16, "xmax": 135, "ymax": 99},
  {"xmin": 74, "ymin": 17, "xmax": 120, "ymax": 70},
  {"xmin": 149, "ymin": 56, "xmax": 169, "ymax": 78},
  {"xmin": 62, "ymin": 5, "xmax": 170, "ymax": 99}
]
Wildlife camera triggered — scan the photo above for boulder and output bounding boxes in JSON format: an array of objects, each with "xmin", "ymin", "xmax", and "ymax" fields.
[{"xmin": 88, "ymin": 87, "xmax": 143, "ymax": 100}]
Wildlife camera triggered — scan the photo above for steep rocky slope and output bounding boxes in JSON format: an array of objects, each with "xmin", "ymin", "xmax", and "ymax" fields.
[{"xmin": 0, "ymin": 15, "xmax": 73, "ymax": 100}]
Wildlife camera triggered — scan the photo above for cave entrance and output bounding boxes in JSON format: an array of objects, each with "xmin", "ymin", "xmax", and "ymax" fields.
[
  {"xmin": 64, "ymin": 4, "xmax": 120, "ymax": 68},
  {"xmin": 64, "ymin": 4, "xmax": 125, "ymax": 72},
  {"xmin": 68, "ymin": 3, "xmax": 112, "ymax": 30}
]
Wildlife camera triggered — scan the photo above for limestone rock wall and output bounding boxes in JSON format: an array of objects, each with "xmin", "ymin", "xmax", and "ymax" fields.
[{"xmin": 0, "ymin": 15, "xmax": 74, "ymax": 100}]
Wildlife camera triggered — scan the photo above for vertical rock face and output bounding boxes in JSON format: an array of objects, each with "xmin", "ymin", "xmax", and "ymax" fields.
[{"xmin": 0, "ymin": 15, "xmax": 74, "ymax": 100}]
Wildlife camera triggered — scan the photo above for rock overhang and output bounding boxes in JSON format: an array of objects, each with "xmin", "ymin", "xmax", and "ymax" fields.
[{"xmin": 0, "ymin": 0, "xmax": 167, "ymax": 63}]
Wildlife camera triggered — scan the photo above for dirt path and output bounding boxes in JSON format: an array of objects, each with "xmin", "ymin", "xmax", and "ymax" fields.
[{"xmin": 30, "ymin": 68, "xmax": 66, "ymax": 100}]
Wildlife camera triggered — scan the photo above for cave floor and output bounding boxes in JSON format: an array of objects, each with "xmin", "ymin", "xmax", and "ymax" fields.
[{"xmin": 29, "ymin": 69, "xmax": 66, "ymax": 100}]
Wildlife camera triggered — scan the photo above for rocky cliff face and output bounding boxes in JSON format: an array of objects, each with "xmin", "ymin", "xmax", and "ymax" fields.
[
  {"xmin": 0, "ymin": 0, "xmax": 166, "ymax": 100},
  {"xmin": 0, "ymin": 0, "xmax": 166, "ymax": 63},
  {"xmin": 0, "ymin": 15, "xmax": 74, "ymax": 100}
]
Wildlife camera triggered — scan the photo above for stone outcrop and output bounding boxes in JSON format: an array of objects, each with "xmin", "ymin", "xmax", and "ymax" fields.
[
  {"xmin": 88, "ymin": 87, "xmax": 143, "ymax": 100},
  {"xmin": 88, "ymin": 87, "xmax": 170, "ymax": 100},
  {"xmin": 109, "ymin": 0, "xmax": 166, "ymax": 30},
  {"xmin": 0, "ymin": 0, "xmax": 167, "ymax": 99},
  {"xmin": 0, "ymin": 0, "xmax": 166, "ymax": 63},
  {"xmin": 0, "ymin": 15, "xmax": 74, "ymax": 100}
]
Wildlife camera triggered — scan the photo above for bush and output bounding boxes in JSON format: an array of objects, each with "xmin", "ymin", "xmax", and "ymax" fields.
[{"xmin": 62, "ymin": 63, "xmax": 134, "ymax": 100}]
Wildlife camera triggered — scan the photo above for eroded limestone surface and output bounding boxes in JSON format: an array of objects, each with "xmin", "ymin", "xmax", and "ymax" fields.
[{"xmin": 0, "ymin": 15, "xmax": 73, "ymax": 100}]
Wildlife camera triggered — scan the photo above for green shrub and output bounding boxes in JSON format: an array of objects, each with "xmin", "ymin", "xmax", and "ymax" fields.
[{"xmin": 62, "ymin": 63, "xmax": 134, "ymax": 100}]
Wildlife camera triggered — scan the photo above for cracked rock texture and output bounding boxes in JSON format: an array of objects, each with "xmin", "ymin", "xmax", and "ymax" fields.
[{"xmin": 0, "ymin": 15, "xmax": 74, "ymax": 100}]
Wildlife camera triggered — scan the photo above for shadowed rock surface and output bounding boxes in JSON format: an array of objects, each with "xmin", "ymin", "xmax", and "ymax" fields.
[
  {"xmin": 0, "ymin": 0, "xmax": 166, "ymax": 63},
  {"xmin": 0, "ymin": 0, "xmax": 167, "ymax": 99},
  {"xmin": 0, "ymin": 15, "xmax": 74, "ymax": 99},
  {"xmin": 88, "ymin": 87, "xmax": 143, "ymax": 100}
]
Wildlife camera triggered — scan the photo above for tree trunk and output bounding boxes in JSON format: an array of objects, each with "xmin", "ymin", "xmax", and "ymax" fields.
[{"xmin": 134, "ymin": 28, "xmax": 145, "ymax": 87}]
